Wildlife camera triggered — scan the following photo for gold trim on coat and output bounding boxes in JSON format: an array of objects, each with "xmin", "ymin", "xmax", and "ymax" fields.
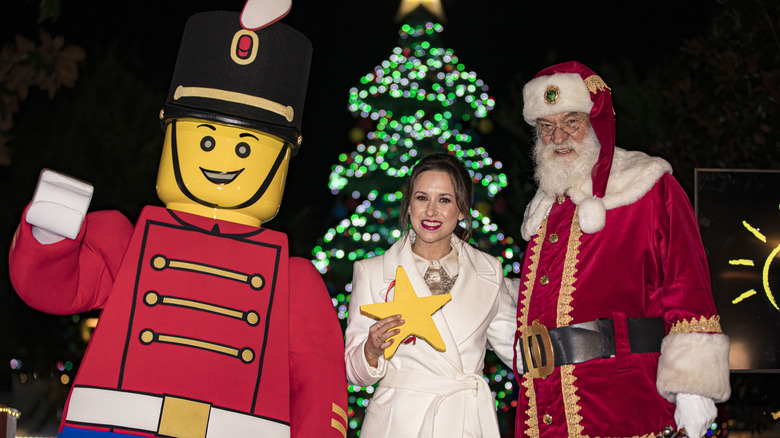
[
  {"xmin": 670, "ymin": 315, "xmax": 722, "ymax": 334},
  {"xmin": 519, "ymin": 219, "xmax": 547, "ymax": 437}
]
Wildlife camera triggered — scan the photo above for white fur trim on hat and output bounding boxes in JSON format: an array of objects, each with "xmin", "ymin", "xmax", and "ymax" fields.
[
  {"xmin": 523, "ymin": 73, "xmax": 593, "ymax": 125},
  {"xmin": 656, "ymin": 332, "xmax": 731, "ymax": 403},
  {"xmin": 577, "ymin": 196, "xmax": 606, "ymax": 234}
]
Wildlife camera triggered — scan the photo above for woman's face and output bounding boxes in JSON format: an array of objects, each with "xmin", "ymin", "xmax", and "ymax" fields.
[{"xmin": 408, "ymin": 170, "xmax": 464, "ymax": 257}]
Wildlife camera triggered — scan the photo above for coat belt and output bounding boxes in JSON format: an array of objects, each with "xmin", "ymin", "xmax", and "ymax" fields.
[
  {"xmin": 379, "ymin": 369, "xmax": 500, "ymax": 438},
  {"xmin": 65, "ymin": 386, "xmax": 290, "ymax": 438}
]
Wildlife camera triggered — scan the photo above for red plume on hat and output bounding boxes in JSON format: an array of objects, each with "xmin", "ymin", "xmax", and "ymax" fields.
[{"xmin": 522, "ymin": 61, "xmax": 615, "ymax": 199}]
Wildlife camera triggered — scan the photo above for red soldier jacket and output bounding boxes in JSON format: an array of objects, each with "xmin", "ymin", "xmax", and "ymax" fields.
[
  {"xmin": 10, "ymin": 206, "xmax": 348, "ymax": 438},
  {"xmin": 513, "ymin": 149, "xmax": 730, "ymax": 438}
]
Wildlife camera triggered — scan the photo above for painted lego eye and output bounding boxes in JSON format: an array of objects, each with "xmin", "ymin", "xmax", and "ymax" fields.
[
  {"xmin": 201, "ymin": 136, "xmax": 216, "ymax": 152},
  {"xmin": 235, "ymin": 142, "xmax": 251, "ymax": 158}
]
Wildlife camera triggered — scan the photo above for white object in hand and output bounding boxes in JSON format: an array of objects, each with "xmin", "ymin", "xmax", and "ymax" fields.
[
  {"xmin": 674, "ymin": 393, "xmax": 716, "ymax": 438},
  {"xmin": 26, "ymin": 169, "xmax": 94, "ymax": 243}
]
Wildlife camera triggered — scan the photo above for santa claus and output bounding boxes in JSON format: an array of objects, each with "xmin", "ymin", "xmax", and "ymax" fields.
[{"xmin": 513, "ymin": 61, "xmax": 730, "ymax": 438}]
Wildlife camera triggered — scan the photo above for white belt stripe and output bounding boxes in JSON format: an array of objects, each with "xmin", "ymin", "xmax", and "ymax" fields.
[{"xmin": 66, "ymin": 387, "xmax": 290, "ymax": 438}]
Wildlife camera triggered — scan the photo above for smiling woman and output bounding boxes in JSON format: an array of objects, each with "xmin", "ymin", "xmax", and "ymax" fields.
[{"xmin": 344, "ymin": 153, "xmax": 518, "ymax": 438}]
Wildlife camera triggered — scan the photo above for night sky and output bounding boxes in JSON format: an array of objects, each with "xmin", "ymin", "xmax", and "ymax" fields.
[
  {"xmin": 1, "ymin": 0, "xmax": 717, "ymax": 241},
  {"xmin": 0, "ymin": 0, "xmax": 717, "ymax": 258}
]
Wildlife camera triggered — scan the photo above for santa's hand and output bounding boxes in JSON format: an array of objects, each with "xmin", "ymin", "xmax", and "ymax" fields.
[
  {"xmin": 674, "ymin": 393, "xmax": 716, "ymax": 438},
  {"xmin": 26, "ymin": 169, "xmax": 93, "ymax": 244}
]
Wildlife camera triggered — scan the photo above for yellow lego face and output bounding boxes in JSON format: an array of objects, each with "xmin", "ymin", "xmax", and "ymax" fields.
[{"xmin": 156, "ymin": 118, "xmax": 291, "ymax": 226}]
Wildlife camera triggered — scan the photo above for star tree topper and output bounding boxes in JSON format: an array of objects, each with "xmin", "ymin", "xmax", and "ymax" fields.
[
  {"xmin": 395, "ymin": 0, "xmax": 447, "ymax": 22},
  {"xmin": 360, "ymin": 266, "xmax": 452, "ymax": 359}
]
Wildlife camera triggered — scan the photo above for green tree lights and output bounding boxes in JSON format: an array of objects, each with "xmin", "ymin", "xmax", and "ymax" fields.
[{"xmin": 312, "ymin": 5, "xmax": 521, "ymax": 434}]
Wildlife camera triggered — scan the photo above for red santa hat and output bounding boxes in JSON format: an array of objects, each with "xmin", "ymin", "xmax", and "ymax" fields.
[{"xmin": 522, "ymin": 61, "xmax": 615, "ymax": 200}]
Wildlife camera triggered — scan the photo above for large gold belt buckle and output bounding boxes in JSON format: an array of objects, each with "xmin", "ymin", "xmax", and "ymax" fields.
[
  {"xmin": 521, "ymin": 319, "xmax": 555, "ymax": 379},
  {"xmin": 158, "ymin": 395, "xmax": 210, "ymax": 438}
]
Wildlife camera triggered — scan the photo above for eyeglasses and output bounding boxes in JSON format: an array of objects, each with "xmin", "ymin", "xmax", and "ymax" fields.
[{"xmin": 536, "ymin": 115, "xmax": 588, "ymax": 138}]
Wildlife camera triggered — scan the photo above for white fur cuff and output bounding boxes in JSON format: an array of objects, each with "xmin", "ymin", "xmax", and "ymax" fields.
[{"xmin": 656, "ymin": 332, "xmax": 731, "ymax": 403}]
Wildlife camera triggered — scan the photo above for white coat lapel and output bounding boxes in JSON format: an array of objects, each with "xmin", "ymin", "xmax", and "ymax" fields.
[{"xmin": 441, "ymin": 241, "xmax": 500, "ymax": 345}]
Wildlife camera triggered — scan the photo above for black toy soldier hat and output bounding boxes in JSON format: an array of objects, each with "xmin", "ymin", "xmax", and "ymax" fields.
[{"xmin": 161, "ymin": 11, "xmax": 312, "ymax": 153}]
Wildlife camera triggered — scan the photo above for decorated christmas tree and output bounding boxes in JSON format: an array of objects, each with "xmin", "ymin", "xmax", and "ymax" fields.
[{"xmin": 311, "ymin": 0, "xmax": 521, "ymax": 434}]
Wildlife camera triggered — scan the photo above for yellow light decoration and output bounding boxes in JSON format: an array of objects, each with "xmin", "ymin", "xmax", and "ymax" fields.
[
  {"xmin": 0, "ymin": 406, "xmax": 21, "ymax": 418},
  {"xmin": 729, "ymin": 219, "xmax": 779, "ymax": 311}
]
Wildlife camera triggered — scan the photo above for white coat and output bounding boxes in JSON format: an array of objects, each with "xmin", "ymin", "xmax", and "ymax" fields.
[{"xmin": 344, "ymin": 234, "xmax": 517, "ymax": 438}]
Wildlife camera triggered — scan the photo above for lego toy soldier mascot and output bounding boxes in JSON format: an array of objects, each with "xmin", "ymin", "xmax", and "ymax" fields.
[{"xmin": 8, "ymin": 1, "xmax": 349, "ymax": 437}]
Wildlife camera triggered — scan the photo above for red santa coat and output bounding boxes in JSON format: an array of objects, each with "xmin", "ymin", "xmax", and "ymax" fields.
[
  {"xmin": 9, "ymin": 206, "xmax": 348, "ymax": 438},
  {"xmin": 513, "ymin": 149, "xmax": 730, "ymax": 438}
]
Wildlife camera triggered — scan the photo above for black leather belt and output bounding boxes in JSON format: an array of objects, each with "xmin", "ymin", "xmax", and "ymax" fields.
[{"xmin": 517, "ymin": 317, "xmax": 665, "ymax": 379}]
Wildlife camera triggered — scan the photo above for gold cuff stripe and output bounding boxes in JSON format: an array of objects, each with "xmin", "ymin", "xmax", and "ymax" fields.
[
  {"xmin": 332, "ymin": 403, "xmax": 347, "ymax": 422},
  {"xmin": 331, "ymin": 403, "xmax": 348, "ymax": 437},
  {"xmin": 331, "ymin": 419, "xmax": 347, "ymax": 438},
  {"xmin": 669, "ymin": 315, "xmax": 722, "ymax": 334},
  {"xmin": 330, "ymin": 418, "xmax": 347, "ymax": 438},
  {"xmin": 174, "ymin": 86, "xmax": 294, "ymax": 122}
]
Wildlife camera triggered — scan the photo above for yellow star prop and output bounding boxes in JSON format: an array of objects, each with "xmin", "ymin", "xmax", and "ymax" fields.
[
  {"xmin": 395, "ymin": 0, "xmax": 446, "ymax": 22},
  {"xmin": 360, "ymin": 266, "xmax": 452, "ymax": 359}
]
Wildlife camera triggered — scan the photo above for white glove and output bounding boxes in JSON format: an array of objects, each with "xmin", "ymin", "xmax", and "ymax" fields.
[
  {"xmin": 674, "ymin": 393, "xmax": 716, "ymax": 437},
  {"xmin": 26, "ymin": 169, "xmax": 93, "ymax": 244}
]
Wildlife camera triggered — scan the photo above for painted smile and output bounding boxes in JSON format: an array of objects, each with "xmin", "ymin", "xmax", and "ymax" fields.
[
  {"xmin": 200, "ymin": 168, "xmax": 244, "ymax": 185},
  {"xmin": 421, "ymin": 220, "xmax": 442, "ymax": 230}
]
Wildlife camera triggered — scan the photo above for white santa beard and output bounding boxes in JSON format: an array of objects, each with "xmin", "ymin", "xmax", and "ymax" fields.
[{"xmin": 533, "ymin": 128, "xmax": 600, "ymax": 197}]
